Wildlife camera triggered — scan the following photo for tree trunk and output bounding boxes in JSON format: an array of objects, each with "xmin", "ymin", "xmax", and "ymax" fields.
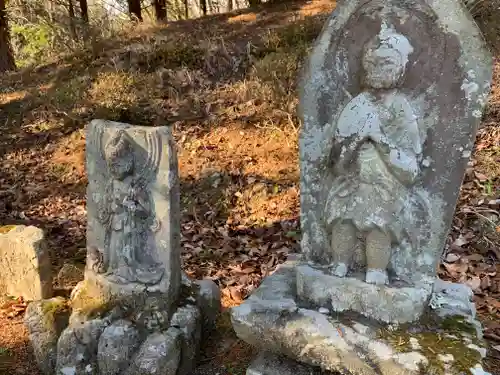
[
  {"xmin": 128, "ymin": 0, "xmax": 143, "ymax": 21},
  {"xmin": 153, "ymin": 0, "xmax": 167, "ymax": 21},
  {"xmin": 0, "ymin": 0, "xmax": 16, "ymax": 72},
  {"xmin": 68, "ymin": 0, "xmax": 78, "ymax": 40},
  {"xmin": 183, "ymin": 0, "xmax": 189, "ymax": 19},
  {"xmin": 200, "ymin": 0, "xmax": 207, "ymax": 15},
  {"xmin": 79, "ymin": 0, "xmax": 89, "ymax": 23}
]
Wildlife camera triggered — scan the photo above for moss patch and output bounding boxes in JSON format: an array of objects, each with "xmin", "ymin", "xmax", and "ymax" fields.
[
  {"xmin": 379, "ymin": 315, "xmax": 483, "ymax": 374},
  {"xmin": 40, "ymin": 297, "xmax": 70, "ymax": 332},
  {"xmin": 70, "ymin": 280, "xmax": 113, "ymax": 320}
]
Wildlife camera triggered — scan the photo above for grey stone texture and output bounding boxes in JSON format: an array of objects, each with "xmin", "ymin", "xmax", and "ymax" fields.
[
  {"xmin": 97, "ymin": 320, "xmax": 141, "ymax": 375},
  {"xmin": 296, "ymin": 265, "xmax": 432, "ymax": 324},
  {"xmin": 231, "ymin": 259, "xmax": 491, "ymax": 375},
  {"xmin": 0, "ymin": 225, "xmax": 52, "ymax": 300},
  {"xmin": 170, "ymin": 305, "xmax": 202, "ymax": 374},
  {"xmin": 86, "ymin": 119, "xmax": 181, "ymax": 296},
  {"xmin": 56, "ymin": 318, "xmax": 109, "ymax": 375},
  {"xmin": 230, "ymin": 0, "xmax": 493, "ymax": 373},
  {"xmin": 24, "ymin": 297, "xmax": 69, "ymax": 375},
  {"xmin": 195, "ymin": 279, "xmax": 221, "ymax": 328},
  {"xmin": 26, "ymin": 120, "xmax": 220, "ymax": 375},
  {"xmin": 299, "ymin": 0, "xmax": 492, "ymax": 293},
  {"xmin": 125, "ymin": 328, "xmax": 181, "ymax": 375}
]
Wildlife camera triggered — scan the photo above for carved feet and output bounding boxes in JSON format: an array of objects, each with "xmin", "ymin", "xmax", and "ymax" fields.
[
  {"xmin": 332, "ymin": 262, "xmax": 348, "ymax": 277},
  {"xmin": 365, "ymin": 269, "xmax": 389, "ymax": 285}
]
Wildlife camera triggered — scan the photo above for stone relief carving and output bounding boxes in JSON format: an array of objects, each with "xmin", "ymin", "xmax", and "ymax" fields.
[
  {"xmin": 324, "ymin": 23, "xmax": 429, "ymax": 285},
  {"xmin": 299, "ymin": 0, "xmax": 491, "ymax": 286},
  {"xmin": 87, "ymin": 125, "xmax": 165, "ymax": 285}
]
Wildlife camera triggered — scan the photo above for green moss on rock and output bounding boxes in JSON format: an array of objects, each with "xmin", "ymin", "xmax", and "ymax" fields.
[
  {"xmin": 70, "ymin": 280, "xmax": 113, "ymax": 320},
  {"xmin": 40, "ymin": 297, "xmax": 70, "ymax": 332},
  {"xmin": 378, "ymin": 314, "xmax": 483, "ymax": 374}
]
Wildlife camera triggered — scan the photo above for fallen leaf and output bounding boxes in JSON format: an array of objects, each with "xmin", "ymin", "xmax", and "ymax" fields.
[
  {"xmin": 453, "ymin": 235, "xmax": 470, "ymax": 247},
  {"xmin": 445, "ymin": 253, "xmax": 461, "ymax": 263}
]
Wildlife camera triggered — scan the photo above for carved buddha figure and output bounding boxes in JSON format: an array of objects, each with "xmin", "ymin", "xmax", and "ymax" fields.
[
  {"xmin": 100, "ymin": 130, "xmax": 164, "ymax": 285},
  {"xmin": 324, "ymin": 23, "xmax": 424, "ymax": 285}
]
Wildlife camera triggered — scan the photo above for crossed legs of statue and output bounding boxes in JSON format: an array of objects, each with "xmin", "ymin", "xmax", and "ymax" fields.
[{"xmin": 330, "ymin": 221, "xmax": 391, "ymax": 285}]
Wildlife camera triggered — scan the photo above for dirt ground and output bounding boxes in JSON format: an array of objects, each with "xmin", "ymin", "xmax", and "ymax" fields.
[{"xmin": 0, "ymin": 0, "xmax": 499, "ymax": 374}]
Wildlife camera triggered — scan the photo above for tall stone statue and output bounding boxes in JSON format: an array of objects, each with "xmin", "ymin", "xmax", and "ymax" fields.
[
  {"xmin": 231, "ymin": 0, "xmax": 494, "ymax": 374},
  {"xmin": 299, "ymin": 1, "xmax": 492, "ymax": 287}
]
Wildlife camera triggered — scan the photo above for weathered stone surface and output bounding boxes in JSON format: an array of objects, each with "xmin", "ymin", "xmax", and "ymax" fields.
[
  {"xmin": 0, "ymin": 225, "xmax": 52, "ymax": 300},
  {"xmin": 56, "ymin": 318, "xmax": 108, "ymax": 375},
  {"xmin": 298, "ymin": 0, "xmax": 492, "ymax": 299},
  {"xmin": 86, "ymin": 119, "xmax": 180, "ymax": 298},
  {"xmin": 296, "ymin": 265, "xmax": 432, "ymax": 323},
  {"xmin": 231, "ymin": 260, "xmax": 491, "ymax": 375},
  {"xmin": 24, "ymin": 298, "xmax": 70, "ymax": 375},
  {"xmin": 195, "ymin": 279, "xmax": 220, "ymax": 328},
  {"xmin": 26, "ymin": 120, "xmax": 213, "ymax": 375},
  {"xmin": 170, "ymin": 305, "xmax": 201, "ymax": 374},
  {"xmin": 125, "ymin": 328, "xmax": 181, "ymax": 375},
  {"xmin": 97, "ymin": 319, "xmax": 141, "ymax": 375},
  {"xmin": 430, "ymin": 278, "xmax": 477, "ymax": 319},
  {"xmin": 247, "ymin": 351, "xmax": 326, "ymax": 375}
]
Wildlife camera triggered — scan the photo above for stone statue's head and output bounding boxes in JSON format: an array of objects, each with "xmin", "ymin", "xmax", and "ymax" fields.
[
  {"xmin": 362, "ymin": 22, "xmax": 414, "ymax": 89},
  {"xmin": 105, "ymin": 130, "xmax": 134, "ymax": 180}
]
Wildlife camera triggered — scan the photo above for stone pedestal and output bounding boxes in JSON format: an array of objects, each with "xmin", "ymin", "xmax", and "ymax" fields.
[{"xmin": 232, "ymin": 256, "xmax": 490, "ymax": 375}]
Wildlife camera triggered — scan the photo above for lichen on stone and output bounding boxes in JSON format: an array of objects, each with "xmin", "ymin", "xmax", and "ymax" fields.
[
  {"xmin": 378, "ymin": 314, "xmax": 483, "ymax": 374},
  {"xmin": 70, "ymin": 280, "xmax": 112, "ymax": 320},
  {"xmin": 40, "ymin": 297, "xmax": 69, "ymax": 328}
]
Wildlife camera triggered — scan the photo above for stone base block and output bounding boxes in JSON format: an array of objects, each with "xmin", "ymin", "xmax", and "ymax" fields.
[
  {"xmin": 25, "ymin": 274, "xmax": 220, "ymax": 375},
  {"xmin": 296, "ymin": 265, "xmax": 433, "ymax": 324},
  {"xmin": 231, "ymin": 257, "xmax": 491, "ymax": 375}
]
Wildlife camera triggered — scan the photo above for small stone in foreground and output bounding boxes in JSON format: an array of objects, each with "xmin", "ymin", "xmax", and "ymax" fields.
[{"xmin": 0, "ymin": 225, "xmax": 52, "ymax": 300}]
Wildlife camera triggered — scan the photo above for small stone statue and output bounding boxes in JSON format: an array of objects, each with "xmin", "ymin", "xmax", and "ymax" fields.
[
  {"xmin": 325, "ymin": 23, "xmax": 424, "ymax": 285},
  {"xmin": 87, "ymin": 124, "xmax": 166, "ymax": 285}
]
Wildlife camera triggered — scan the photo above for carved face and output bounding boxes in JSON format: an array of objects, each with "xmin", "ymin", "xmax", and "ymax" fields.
[
  {"xmin": 362, "ymin": 24, "xmax": 413, "ymax": 89},
  {"xmin": 105, "ymin": 130, "xmax": 134, "ymax": 180}
]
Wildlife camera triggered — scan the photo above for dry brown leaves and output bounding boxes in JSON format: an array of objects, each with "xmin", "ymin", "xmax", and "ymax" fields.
[
  {"xmin": 181, "ymin": 219, "xmax": 299, "ymax": 306},
  {"xmin": 0, "ymin": 297, "xmax": 27, "ymax": 319},
  {"xmin": 439, "ymin": 125, "xmax": 500, "ymax": 346}
]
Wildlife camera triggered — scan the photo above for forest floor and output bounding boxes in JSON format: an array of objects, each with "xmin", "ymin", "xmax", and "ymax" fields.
[{"xmin": 0, "ymin": 1, "xmax": 499, "ymax": 374}]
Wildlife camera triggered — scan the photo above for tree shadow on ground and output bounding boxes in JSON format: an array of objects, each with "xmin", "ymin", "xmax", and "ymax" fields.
[{"xmin": 0, "ymin": 0, "xmax": 332, "ymax": 158}]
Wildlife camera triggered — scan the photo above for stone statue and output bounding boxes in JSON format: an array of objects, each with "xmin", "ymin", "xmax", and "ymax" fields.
[
  {"xmin": 230, "ymin": 0, "xmax": 493, "ymax": 374},
  {"xmin": 324, "ymin": 23, "xmax": 425, "ymax": 285},
  {"xmin": 25, "ymin": 120, "xmax": 221, "ymax": 375},
  {"xmin": 86, "ymin": 123, "xmax": 168, "ymax": 286},
  {"xmin": 299, "ymin": 1, "xmax": 492, "ymax": 287}
]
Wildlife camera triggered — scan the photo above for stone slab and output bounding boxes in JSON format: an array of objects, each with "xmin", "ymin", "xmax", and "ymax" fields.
[
  {"xmin": 0, "ymin": 225, "xmax": 52, "ymax": 300},
  {"xmin": 86, "ymin": 119, "xmax": 181, "ymax": 300},
  {"xmin": 296, "ymin": 265, "xmax": 432, "ymax": 323},
  {"xmin": 231, "ymin": 260, "xmax": 491, "ymax": 375},
  {"xmin": 299, "ymin": 0, "xmax": 493, "ymax": 287}
]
